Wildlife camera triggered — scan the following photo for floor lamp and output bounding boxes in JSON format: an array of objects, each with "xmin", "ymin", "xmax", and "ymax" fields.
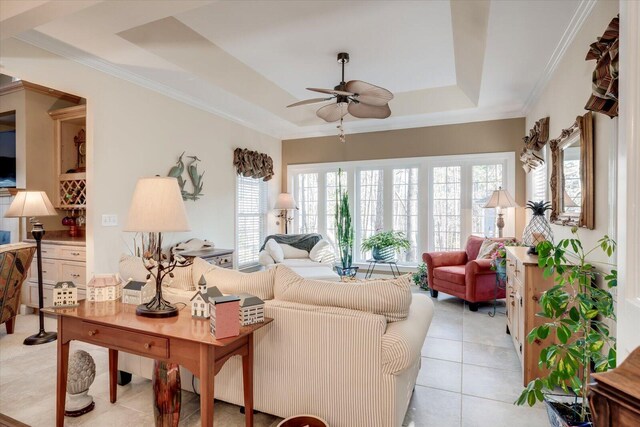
[
  {"xmin": 483, "ymin": 187, "xmax": 518, "ymax": 238},
  {"xmin": 5, "ymin": 191, "xmax": 59, "ymax": 345},
  {"xmin": 274, "ymin": 193, "xmax": 297, "ymax": 234}
]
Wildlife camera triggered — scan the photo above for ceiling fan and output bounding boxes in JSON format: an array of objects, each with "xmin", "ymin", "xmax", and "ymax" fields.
[{"xmin": 286, "ymin": 52, "xmax": 394, "ymax": 123}]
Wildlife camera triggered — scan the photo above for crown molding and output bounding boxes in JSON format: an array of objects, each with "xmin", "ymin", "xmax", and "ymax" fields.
[
  {"xmin": 521, "ymin": 0, "xmax": 597, "ymax": 115},
  {"xmin": 14, "ymin": 30, "xmax": 284, "ymax": 140}
]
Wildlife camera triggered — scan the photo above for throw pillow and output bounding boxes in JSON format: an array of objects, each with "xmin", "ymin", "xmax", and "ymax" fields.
[
  {"xmin": 273, "ymin": 266, "xmax": 412, "ymax": 322},
  {"xmin": 167, "ymin": 263, "xmax": 195, "ymax": 291},
  {"xmin": 477, "ymin": 239, "xmax": 499, "ymax": 259},
  {"xmin": 119, "ymin": 254, "xmax": 152, "ymax": 282},
  {"xmin": 203, "ymin": 266, "xmax": 276, "ymax": 300},
  {"xmin": 279, "ymin": 243, "xmax": 309, "ymax": 259},
  {"xmin": 191, "ymin": 257, "xmax": 215, "ymax": 287},
  {"xmin": 309, "ymin": 239, "xmax": 332, "ymax": 262},
  {"xmin": 265, "ymin": 239, "xmax": 285, "ymax": 263}
]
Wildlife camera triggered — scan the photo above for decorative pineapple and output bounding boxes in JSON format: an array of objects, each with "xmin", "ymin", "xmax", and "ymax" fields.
[{"xmin": 523, "ymin": 201, "xmax": 553, "ymax": 254}]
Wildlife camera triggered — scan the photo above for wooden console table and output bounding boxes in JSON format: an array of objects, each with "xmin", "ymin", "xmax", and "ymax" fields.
[{"xmin": 44, "ymin": 301, "xmax": 272, "ymax": 426}]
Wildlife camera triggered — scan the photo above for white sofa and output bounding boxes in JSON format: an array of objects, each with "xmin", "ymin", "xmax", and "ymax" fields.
[
  {"xmin": 118, "ymin": 259, "xmax": 434, "ymax": 427},
  {"xmin": 259, "ymin": 237, "xmax": 339, "ymax": 280}
]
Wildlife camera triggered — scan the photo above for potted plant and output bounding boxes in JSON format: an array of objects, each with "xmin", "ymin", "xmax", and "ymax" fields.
[
  {"xmin": 361, "ymin": 231, "xmax": 411, "ymax": 261},
  {"xmin": 334, "ymin": 170, "xmax": 356, "ymax": 278},
  {"xmin": 516, "ymin": 228, "xmax": 617, "ymax": 427},
  {"xmin": 490, "ymin": 240, "xmax": 518, "ymax": 280},
  {"xmin": 412, "ymin": 262, "xmax": 429, "ymax": 290}
]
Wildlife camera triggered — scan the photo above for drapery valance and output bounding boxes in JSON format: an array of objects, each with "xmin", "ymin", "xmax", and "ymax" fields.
[
  {"xmin": 520, "ymin": 117, "xmax": 549, "ymax": 173},
  {"xmin": 233, "ymin": 148, "xmax": 274, "ymax": 181},
  {"xmin": 585, "ymin": 14, "xmax": 619, "ymax": 118}
]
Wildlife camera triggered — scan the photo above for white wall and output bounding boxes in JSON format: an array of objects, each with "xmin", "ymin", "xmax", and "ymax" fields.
[
  {"xmin": 526, "ymin": 0, "xmax": 619, "ymax": 266},
  {"xmin": 0, "ymin": 38, "xmax": 282, "ymax": 275}
]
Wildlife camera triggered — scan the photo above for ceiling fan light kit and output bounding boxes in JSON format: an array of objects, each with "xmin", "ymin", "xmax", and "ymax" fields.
[{"xmin": 287, "ymin": 52, "xmax": 394, "ymax": 142}]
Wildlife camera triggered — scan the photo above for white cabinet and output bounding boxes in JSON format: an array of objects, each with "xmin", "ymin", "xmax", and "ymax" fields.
[{"xmin": 26, "ymin": 242, "xmax": 86, "ymax": 308}]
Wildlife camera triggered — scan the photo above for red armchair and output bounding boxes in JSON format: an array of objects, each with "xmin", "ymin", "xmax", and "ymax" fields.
[{"xmin": 423, "ymin": 235, "xmax": 512, "ymax": 311}]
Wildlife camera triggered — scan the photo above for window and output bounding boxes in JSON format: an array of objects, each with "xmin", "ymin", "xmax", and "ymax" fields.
[
  {"xmin": 471, "ymin": 164, "xmax": 503, "ymax": 237},
  {"xmin": 358, "ymin": 169, "xmax": 384, "ymax": 259},
  {"xmin": 393, "ymin": 168, "xmax": 419, "ymax": 262},
  {"xmin": 236, "ymin": 175, "xmax": 267, "ymax": 268},
  {"xmin": 432, "ymin": 166, "xmax": 461, "ymax": 251},
  {"xmin": 296, "ymin": 173, "xmax": 319, "ymax": 233},
  {"xmin": 325, "ymin": 170, "xmax": 347, "ymax": 247},
  {"xmin": 531, "ymin": 162, "xmax": 548, "ymax": 204}
]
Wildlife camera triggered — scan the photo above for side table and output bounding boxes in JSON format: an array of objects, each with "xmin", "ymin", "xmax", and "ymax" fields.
[
  {"xmin": 365, "ymin": 259, "xmax": 401, "ymax": 279},
  {"xmin": 489, "ymin": 270, "xmax": 507, "ymax": 317}
]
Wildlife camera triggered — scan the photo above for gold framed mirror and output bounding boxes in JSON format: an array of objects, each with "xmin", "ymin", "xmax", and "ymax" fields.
[{"xmin": 549, "ymin": 111, "xmax": 594, "ymax": 229}]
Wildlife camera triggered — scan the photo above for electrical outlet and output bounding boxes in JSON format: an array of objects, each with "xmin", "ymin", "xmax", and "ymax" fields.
[{"xmin": 102, "ymin": 214, "xmax": 118, "ymax": 227}]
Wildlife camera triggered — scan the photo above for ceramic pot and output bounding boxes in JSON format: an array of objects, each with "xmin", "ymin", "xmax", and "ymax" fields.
[
  {"xmin": 545, "ymin": 398, "xmax": 592, "ymax": 427},
  {"xmin": 372, "ymin": 246, "xmax": 395, "ymax": 261}
]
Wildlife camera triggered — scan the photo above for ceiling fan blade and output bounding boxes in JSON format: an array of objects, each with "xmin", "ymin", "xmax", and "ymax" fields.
[
  {"xmin": 346, "ymin": 80, "xmax": 394, "ymax": 106},
  {"xmin": 286, "ymin": 97, "xmax": 333, "ymax": 108},
  {"xmin": 307, "ymin": 87, "xmax": 354, "ymax": 96},
  {"xmin": 347, "ymin": 101, "xmax": 391, "ymax": 119},
  {"xmin": 316, "ymin": 102, "xmax": 348, "ymax": 122}
]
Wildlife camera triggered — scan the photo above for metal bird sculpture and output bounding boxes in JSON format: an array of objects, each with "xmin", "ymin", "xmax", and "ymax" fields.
[
  {"xmin": 168, "ymin": 151, "xmax": 186, "ymax": 194},
  {"xmin": 186, "ymin": 155, "xmax": 204, "ymax": 201}
]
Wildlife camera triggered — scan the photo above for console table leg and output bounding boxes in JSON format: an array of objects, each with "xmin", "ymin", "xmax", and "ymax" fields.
[
  {"xmin": 108, "ymin": 349, "xmax": 118, "ymax": 403},
  {"xmin": 242, "ymin": 334, "xmax": 254, "ymax": 427},
  {"xmin": 200, "ymin": 344, "xmax": 215, "ymax": 427},
  {"xmin": 56, "ymin": 320, "xmax": 69, "ymax": 427}
]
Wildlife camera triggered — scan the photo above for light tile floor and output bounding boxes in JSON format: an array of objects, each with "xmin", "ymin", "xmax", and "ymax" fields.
[{"xmin": 0, "ymin": 289, "xmax": 548, "ymax": 426}]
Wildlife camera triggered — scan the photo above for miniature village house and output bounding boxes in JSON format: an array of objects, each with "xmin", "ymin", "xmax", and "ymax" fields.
[
  {"xmin": 238, "ymin": 293, "xmax": 265, "ymax": 326},
  {"xmin": 122, "ymin": 280, "xmax": 154, "ymax": 305},
  {"xmin": 209, "ymin": 295, "xmax": 240, "ymax": 339},
  {"xmin": 86, "ymin": 274, "xmax": 121, "ymax": 302},
  {"xmin": 53, "ymin": 281, "xmax": 78, "ymax": 307},
  {"xmin": 190, "ymin": 276, "xmax": 222, "ymax": 318}
]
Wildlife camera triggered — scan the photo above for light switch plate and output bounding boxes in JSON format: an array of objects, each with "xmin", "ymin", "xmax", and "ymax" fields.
[{"xmin": 102, "ymin": 214, "xmax": 118, "ymax": 227}]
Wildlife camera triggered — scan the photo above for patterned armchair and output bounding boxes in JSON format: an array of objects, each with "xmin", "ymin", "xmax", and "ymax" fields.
[{"xmin": 0, "ymin": 243, "xmax": 36, "ymax": 334}]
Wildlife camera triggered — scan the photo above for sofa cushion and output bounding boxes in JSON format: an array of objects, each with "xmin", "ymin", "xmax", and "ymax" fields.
[
  {"xmin": 265, "ymin": 239, "xmax": 284, "ymax": 263},
  {"xmin": 280, "ymin": 259, "xmax": 320, "ymax": 268},
  {"xmin": 273, "ymin": 266, "xmax": 412, "ymax": 322},
  {"xmin": 433, "ymin": 265, "xmax": 466, "ymax": 285},
  {"xmin": 167, "ymin": 263, "xmax": 195, "ymax": 291},
  {"xmin": 279, "ymin": 243, "xmax": 309, "ymax": 259},
  {"xmin": 203, "ymin": 266, "xmax": 275, "ymax": 300},
  {"xmin": 309, "ymin": 239, "xmax": 332, "ymax": 262},
  {"xmin": 119, "ymin": 254, "xmax": 151, "ymax": 282},
  {"xmin": 477, "ymin": 239, "xmax": 499, "ymax": 259},
  {"xmin": 191, "ymin": 257, "xmax": 215, "ymax": 286}
]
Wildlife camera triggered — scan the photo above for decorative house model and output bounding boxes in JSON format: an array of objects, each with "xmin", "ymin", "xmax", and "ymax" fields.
[
  {"xmin": 52, "ymin": 281, "xmax": 78, "ymax": 307},
  {"xmin": 86, "ymin": 274, "xmax": 122, "ymax": 302},
  {"xmin": 122, "ymin": 280, "xmax": 154, "ymax": 305},
  {"xmin": 190, "ymin": 276, "xmax": 222, "ymax": 318},
  {"xmin": 238, "ymin": 293, "xmax": 265, "ymax": 326},
  {"xmin": 209, "ymin": 295, "xmax": 240, "ymax": 339}
]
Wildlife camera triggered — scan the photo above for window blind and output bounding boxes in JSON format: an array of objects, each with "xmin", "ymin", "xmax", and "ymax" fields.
[{"xmin": 236, "ymin": 175, "xmax": 267, "ymax": 268}]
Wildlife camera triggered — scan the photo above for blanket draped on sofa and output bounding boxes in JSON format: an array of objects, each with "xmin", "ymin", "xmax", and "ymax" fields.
[{"xmin": 259, "ymin": 233, "xmax": 322, "ymax": 253}]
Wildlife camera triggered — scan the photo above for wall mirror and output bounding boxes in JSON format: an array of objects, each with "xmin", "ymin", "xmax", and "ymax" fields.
[{"xmin": 549, "ymin": 112, "xmax": 594, "ymax": 229}]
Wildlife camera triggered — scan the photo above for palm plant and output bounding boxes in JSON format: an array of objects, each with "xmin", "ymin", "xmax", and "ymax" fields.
[
  {"xmin": 335, "ymin": 169, "xmax": 354, "ymax": 271},
  {"xmin": 516, "ymin": 228, "xmax": 617, "ymax": 426}
]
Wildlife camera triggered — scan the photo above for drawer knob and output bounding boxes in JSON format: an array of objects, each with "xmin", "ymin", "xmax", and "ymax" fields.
[
  {"xmin": 71, "ymin": 273, "xmax": 80, "ymax": 278},
  {"xmin": 144, "ymin": 343, "xmax": 151, "ymax": 350},
  {"xmin": 88, "ymin": 330, "xmax": 97, "ymax": 336},
  {"xmin": 42, "ymin": 270, "xmax": 48, "ymax": 273},
  {"xmin": 71, "ymin": 252, "xmax": 80, "ymax": 256}
]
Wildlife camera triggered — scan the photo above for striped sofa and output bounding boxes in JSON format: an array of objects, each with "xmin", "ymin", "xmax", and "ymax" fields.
[{"xmin": 119, "ymin": 260, "xmax": 434, "ymax": 426}]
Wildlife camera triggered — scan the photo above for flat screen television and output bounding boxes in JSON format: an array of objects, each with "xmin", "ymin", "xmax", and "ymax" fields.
[{"xmin": 0, "ymin": 111, "xmax": 16, "ymax": 188}]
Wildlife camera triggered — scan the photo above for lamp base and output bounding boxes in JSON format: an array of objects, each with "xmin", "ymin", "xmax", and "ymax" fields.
[
  {"xmin": 24, "ymin": 330, "xmax": 57, "ymax": 346},
  {"xmin": 136, "ymin": 303, "xmax": 179, "ymax": 318}
]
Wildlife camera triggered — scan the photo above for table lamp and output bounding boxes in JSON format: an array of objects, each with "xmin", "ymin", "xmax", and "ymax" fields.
[
  {"xmin": 483, "ymin": 187, "xmax": 518, "ymax": 238},
  {"xmin": 124, "ymin": 177, "xmax": 191, "ymax": 318},
  {"xmin": 274, "ymin": 193, "xmax": 298, "ymax": 234},
  {"xmin": 4, "ymin": 191, "xmax": 59, "ymax": 345}
]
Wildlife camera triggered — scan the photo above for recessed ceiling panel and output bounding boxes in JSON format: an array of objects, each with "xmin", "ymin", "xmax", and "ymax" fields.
[{"xmin": 175, "ymin": 0, "xmax": 457, "ymax": 99}]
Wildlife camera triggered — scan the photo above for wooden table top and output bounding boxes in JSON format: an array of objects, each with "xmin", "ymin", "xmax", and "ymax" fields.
[{"xmin": 43, "ymin": 300, "xmax": 272, "ymax": 347}]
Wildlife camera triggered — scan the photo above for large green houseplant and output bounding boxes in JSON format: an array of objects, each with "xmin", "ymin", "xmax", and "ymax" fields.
[
  {"xmin": 516, "ymin": 228, "xmax": 617, "ymax": 427},
  {"xmin": 361, "ymin": 231, "xmax": 410, "ymax": 261},
  {"xmin": 334, "ymin": 170, "xmax": 355, "ymax": 277}
]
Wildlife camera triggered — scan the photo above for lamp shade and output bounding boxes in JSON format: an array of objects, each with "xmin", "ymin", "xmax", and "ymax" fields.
[
  {"xmin": 483, "ymin": 187, "xmax": 518, "ymax": 209},
  {"xmin": 4, "ymin": 191, "xmax": 57, "ymax": 218},
  {"xmin": 274, "ymin": 193, "xmax": 298, "ymax": 210},
  {"xmin": 124, "ymin": 177, "xmax": 190, "ymax": 232}
]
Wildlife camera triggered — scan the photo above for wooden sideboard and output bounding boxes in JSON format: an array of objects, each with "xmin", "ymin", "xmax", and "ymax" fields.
[
  {"xmin": 505, "ymin": 246, "xmax": 556, "ymax": 386},
  {"xmin": 178, "ymin": 248, "xmax": 234, "ymax": 269}
]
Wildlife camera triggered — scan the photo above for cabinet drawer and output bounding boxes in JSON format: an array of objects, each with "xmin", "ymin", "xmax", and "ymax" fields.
[
  {"xmin": 30, "ymin": 259, "xmax": 58, "ymax": 284},
  {"xmin": 60, "ymin": 261, "xmax": 86, "ymax": 286},
  {"xmin": 59, "ymin": 247, "xmax": 86, "ymax": 262},
  {"xmin": 38, "ymin": 245, "xmax": 59, "ymax": 259},
  {"xmin": 29, "ymin": 283, "xmax": 53, "ymax": 308},
  {"xmin": 81, "ymin": 322, "xmax": 168, "ymax": 359}
]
